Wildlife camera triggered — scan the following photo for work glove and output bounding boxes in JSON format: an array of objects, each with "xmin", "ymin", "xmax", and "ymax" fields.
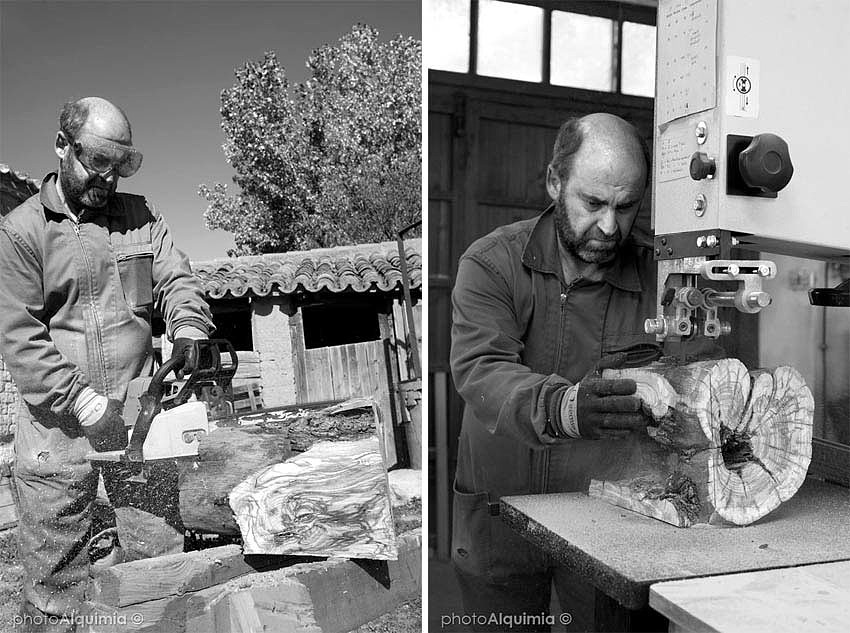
[
  {"xmin": 172, "ymin": 337, "xmax": 199, "ymax": 378},
  {"xmin": 74, "ymin": 387, "xmax": 128, "ymax": 452},
  {"xmin": 558, "ymin": 353, "xmax": 647, "ymax": 440}
]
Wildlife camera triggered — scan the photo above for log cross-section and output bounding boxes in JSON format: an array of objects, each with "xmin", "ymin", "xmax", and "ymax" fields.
[{"xmin": 589, "ymin": 359, "xmax": 814, "ymax": 527}]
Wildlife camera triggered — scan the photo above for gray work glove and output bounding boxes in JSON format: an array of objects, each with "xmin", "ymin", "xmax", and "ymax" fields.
[
  {"xmin": 559, "ymin": 354, "xmax": 645, "ymax": 440},
  {"xmin": 76, "ymin": 392, "xmax": 128, "ymax": 452}
]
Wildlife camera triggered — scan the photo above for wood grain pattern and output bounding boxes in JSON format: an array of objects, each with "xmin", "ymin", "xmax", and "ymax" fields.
[
  {"xmin": 178, "ymin": 425, "xmax": 291, "ymax": 535},
  {"xmin": 591, "ymin": 359, "xmax": 814, "ymax": 527},
  {"xmin": 230, "ymin": 437, "xmax": 397, "ymax": 559}
]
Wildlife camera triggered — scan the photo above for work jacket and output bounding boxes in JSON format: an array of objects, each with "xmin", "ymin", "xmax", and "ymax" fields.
[
  {"xmin": 0, "ymin": 173, "xmax": 214, "ymax": 419},
  {"xmin": 450, "ymin": 206, "xmax": 661, "ymax": 502}
]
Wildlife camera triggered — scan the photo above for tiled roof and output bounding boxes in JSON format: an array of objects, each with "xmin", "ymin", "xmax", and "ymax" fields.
[
  {"xmin": 192, "ymin": 239, "xmax": 421, "ymax": 299},
  {"xmin": 0, "ymin": 164, "xmax": 40, "ymax": 216}
]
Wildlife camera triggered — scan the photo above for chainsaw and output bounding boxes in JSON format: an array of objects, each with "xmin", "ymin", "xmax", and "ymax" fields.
[{"xmin": 86, "ymin": 339, "xmax": 239, "ymax": 481}]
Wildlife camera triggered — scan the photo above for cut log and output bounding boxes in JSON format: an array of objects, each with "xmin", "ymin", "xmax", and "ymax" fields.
[
  {"xmin": 179, "ymin": 399, "xmax": 394, "ymax": 560},
  {"xmin": 178, "ymin": 425, "xmax": 291, "ymax": 535},
  {"xmin": 589, "ymin": 359, "xmax": 813, "ymax": 527},
  {"xmin": 230, "ymin": 436, "xmax": 397, "ymax": 558}
]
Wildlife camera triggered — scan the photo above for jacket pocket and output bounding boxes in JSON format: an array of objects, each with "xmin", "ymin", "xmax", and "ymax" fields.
[
  {"xmin": 116, "ymin": 244, "xmax": 154, "ymax": 309},
  {"xmin": 451, "ymin": 480, "xmax": 492, "ymax": 579}
]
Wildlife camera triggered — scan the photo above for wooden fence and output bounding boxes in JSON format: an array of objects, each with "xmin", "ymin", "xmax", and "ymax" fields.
[{"xmin": 294, "ymin": 340, "xmax": 395, "ymax": 464}]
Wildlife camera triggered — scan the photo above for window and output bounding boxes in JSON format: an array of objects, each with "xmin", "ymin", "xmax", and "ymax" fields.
[
  {"xmin": 426, "ymin": 0, "xmax": 656, "ymax": 98},
  {"xmin": 427, "ymin": 0, "xmax": 471, "ymax": 72},
  {"xmin": 477, "ymin": 0, "xmax": 543, "ymax": 82},
  {"xmin": 210, "ymin": 300, "xmax": 254, "ymax": 351},
  {"xmin": 301, "ymin": 299, "xmax": 380, "ymax": 349},
  {"xmin": 551, "ymin": 11, "xmax": 613, "ymax": 91}
]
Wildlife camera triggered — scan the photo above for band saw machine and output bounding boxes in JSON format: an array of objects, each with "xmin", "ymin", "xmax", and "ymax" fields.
[{"xmin": 500, "ymin": 1, "xmax": 850, "ymax": 630}]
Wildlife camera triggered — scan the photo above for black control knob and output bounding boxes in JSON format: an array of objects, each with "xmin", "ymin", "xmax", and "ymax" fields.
[
  {"xmin": 738, "ymin": 133, "xmax": 793, "ymax": 193},
  {"xmin": 690, "ymin": 152, "xmax": 716, "ymax": 180}
]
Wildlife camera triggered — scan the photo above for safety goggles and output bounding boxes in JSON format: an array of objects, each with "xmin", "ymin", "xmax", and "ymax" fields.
[{"xmin": 69, "ymin": 133, "xmax": 143, "ymax": 178}]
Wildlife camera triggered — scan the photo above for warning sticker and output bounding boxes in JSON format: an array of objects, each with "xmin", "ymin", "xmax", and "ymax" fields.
[{"xmin": 727, "ymin": 56, "xmax": 760, "ymax": 118}]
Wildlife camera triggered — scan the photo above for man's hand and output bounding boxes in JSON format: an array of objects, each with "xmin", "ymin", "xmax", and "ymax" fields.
[
  {"xmin": 75, "ymin": 392, "xmax": 128, "ymax": 452},
  {"xmin": 560, "ymin": 353, "xmax": 646, "ymax": 440}
]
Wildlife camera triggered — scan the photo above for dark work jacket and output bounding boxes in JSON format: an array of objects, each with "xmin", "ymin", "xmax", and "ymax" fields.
[
  {"xmin": 449, "ymin": 207, "xmax": 725, "ymax": 582},
  {"xmin": 450, "ymin": 206, "xmax": 660, "ymax": 503}
]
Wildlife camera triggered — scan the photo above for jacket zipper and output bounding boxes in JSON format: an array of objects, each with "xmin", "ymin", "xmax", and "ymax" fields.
[
  {"xmin": 72, "ymin": 218, "xmax": 110, "ymax": 394},
  {"xmin": 537, "ymin": 281, "xmax": 578, "ymax": 494}
]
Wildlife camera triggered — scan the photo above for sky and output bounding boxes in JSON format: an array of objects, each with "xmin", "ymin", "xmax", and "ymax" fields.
[{"xmin": 0, "ymin": 0, "xmax": 420, "ymax": 260}]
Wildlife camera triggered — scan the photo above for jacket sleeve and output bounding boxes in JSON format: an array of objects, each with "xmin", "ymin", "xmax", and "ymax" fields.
[
  {"xmin": 0, "ymin": 225, "xmax": 88, "ymax": 415},
  {"xmin": 148, "ymin": 204, "xmax": 215, "ymax": 340},
  {"xmin": 450, "ymin": 252, "xmax": 571, "ymax": 448}
]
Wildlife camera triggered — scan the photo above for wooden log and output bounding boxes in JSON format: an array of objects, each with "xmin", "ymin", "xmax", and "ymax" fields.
[
  {"xmin": 589, "ymin": 359, "xmax": 814, "ymax": 527},
  {"xmin": 81, "ymin": 530, "xmax": 421, "ymax": 633},
  {"xmin": 179, "ymin": 400, "xmax": 389, "ymax": 543},
  {"xmin": 230, "ymin": 436, "xmax": 397, "ymax": 559},
  {"xmin": 178, "ymin": 426, "xmax": 291, "ymax": 535},
  {"xmin": 235, "ymin": 405, "xmax": 376, "ymax": 452}
]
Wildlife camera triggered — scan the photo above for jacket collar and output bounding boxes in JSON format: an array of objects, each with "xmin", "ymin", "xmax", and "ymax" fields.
[
  {"xmin": 40, "ymin": 172, "xmax": 121, "ymax": 219},
  {"xmin": 521, "ymin": 205, "xmax": 644, "ymax": 293}
]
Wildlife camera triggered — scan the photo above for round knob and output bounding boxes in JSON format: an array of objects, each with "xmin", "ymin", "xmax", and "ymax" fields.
[
  {"xmin": 746, "ymin": 291, "xmax": 772, "ymax": 309},
  {"xmin": 644, "ymin": 318, "xmax": 666, "ymax": 335},
  {"xmin": 739, "ymin": 133, "xmax": 794, "ymax": 193},
  {"xmin": 690, "ymin": 152, "xmax": 716, "ymax": 180}
]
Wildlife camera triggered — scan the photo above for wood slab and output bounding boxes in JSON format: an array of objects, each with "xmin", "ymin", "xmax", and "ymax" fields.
[
  {"xmin": 230, "ymin": 437, "xmax": 397, "ymax": 559},
  {"xmin": 650, "ymin": 561, "xmax": 850, "ymax": 633},
  {"xmin": 500, "ymin": 478, "xmax": 850, "ymax": 609},
  {"xmin": 81, "ymin": 530, "xmax": 420, "ymax": 633},
  {"xmin": 88, "ymin": 544, "xmax": 311, "ymax": 608}
]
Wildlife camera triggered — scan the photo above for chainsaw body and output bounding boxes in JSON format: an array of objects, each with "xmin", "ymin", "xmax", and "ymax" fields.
[{"xmin": 87, "ymin": 339, "xmax": 238, "ymax": 469}]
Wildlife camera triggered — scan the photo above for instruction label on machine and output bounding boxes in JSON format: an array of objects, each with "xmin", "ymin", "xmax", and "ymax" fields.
[
  {"xmin": 726, "ymin": 56, "xmax": 760, "ymax": 118},
  {"xmin": 657, "ymin": 0, "xmax": 717, "ymax": 125},
  {"xmin": 658, "ymin": 125, "xmax": 692, "ymax": 182}
]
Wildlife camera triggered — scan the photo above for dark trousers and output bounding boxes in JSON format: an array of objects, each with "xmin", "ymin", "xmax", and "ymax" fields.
[{"xmin": 447, "ymin": 484, "xmax": 596, "ymax": 632}]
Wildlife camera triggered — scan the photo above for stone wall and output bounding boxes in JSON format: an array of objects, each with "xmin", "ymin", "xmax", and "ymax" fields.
[{"xmin": 0, "ymin": 357, "xmax": 19, "ymax": 467}]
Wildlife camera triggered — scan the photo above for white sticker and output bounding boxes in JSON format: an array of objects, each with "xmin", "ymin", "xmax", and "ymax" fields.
[
  {"xmin": 658, "ymin": 126, "xmax": 692, "ymax": 183},
  {"xmin": 657, "ymin": 0, "xmax": 718, "ymax": 125},
  {"xmin": 727, "ymin": 56, "xmax": 760, "ymax": 118}
]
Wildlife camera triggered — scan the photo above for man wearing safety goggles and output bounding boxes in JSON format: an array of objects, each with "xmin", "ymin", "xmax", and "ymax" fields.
[{"xmin": 0, "ymin": 96, "xmax": 214, "ymax": 631}]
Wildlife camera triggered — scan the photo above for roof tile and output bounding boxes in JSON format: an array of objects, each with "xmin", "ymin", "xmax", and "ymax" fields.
[{"xmin": 192, "ymin": 239, "xmax": 421, "ymax": 299}]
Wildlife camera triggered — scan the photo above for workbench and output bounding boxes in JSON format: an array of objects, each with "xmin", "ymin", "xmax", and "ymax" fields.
[
  {"xmin": 500, "ymin": 478, "xmax": 850, "ymax": 632},
  {"xmin": 649, "ymin": 560, "xmax": 850, "ymax": 633}
]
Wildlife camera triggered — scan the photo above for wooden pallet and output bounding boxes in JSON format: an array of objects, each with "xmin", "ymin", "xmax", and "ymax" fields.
[{"xmin": 231, "ymin": 381, "xmax": 263, "ymax": 413}]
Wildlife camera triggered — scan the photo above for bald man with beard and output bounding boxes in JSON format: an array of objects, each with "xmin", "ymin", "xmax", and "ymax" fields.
[
  {"xmin": 448, "ymin": 114, "xmax": 662, "ymax": 631},
  {"xmin": 0, "ymin": 97, "xmax": 214, "ymax": 631}
]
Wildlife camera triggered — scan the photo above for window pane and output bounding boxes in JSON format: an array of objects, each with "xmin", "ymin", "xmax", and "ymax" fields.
[
  {"xmin": 477, "ymin": 0, "xmax": 543, "ymax": 82},
  {"xmin": 622, "ymin": 22, "xmax": 656, "ymax": 97},
  {"xmin": 551, "ymin": 11, "xmax": 613, "ymax": 91},
  {"xmin": 427, "ymin": 0, "xmax": 471, "ymax": 72}
]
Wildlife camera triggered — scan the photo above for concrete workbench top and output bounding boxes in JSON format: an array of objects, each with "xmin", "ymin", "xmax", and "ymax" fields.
[
  {"xmin": 501, "ymin": 478, "xmax": 850, "ymax": 610},
  {"xmin": 649, "ymin": 560, "xmax": 850, "ymax": 633}
]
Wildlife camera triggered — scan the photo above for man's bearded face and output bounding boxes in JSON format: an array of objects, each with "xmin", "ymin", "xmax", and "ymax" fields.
[
  {"xmin": 60, "ymin": 151, "xmax": 116, "ymax": 209},
  {"xmin": 554, "ymin": 187, "xmax": 623, "ymax": 265}
]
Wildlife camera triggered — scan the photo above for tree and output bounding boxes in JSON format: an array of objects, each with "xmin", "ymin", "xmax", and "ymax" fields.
[{"xmin": 200, "ymin": 24, "xmax": 421, "ymax": 255}]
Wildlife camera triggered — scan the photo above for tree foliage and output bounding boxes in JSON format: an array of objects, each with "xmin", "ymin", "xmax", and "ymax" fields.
[{"xmin": 200, "ymin": 24, "xmax": 421, "ymax": 255}]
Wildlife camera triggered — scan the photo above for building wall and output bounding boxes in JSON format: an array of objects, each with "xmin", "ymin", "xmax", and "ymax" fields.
[{"xmin": 251, "ymin": 296, "xmax": 298, "ymax": 407}]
